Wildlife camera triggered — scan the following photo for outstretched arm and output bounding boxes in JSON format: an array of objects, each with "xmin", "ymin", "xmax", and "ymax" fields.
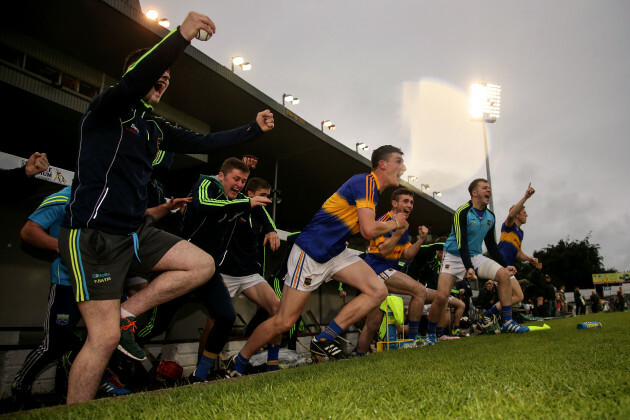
[
  {"xmin": 516, "ymin": 250, "xmax": 542, "ymax": 269},
  {"xmin": 505, "ymin": 183, "xmax": 535, "ymax": 227},
  {"xmin": 145, "ymin": 197, "xmax": 192, "ymax": 221},
  {"xmin": 95, "ymin": 12, "xmax": 215, "ymax": 116},
  {"xmin": 159, "ymin": 110, "xmax": 272, "ymax": 154}
]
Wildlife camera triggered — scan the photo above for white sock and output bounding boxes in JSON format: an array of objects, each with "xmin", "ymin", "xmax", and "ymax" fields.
[{"xmin": 121, "ymin": 308, "xmax": 135, "ymax": 318}]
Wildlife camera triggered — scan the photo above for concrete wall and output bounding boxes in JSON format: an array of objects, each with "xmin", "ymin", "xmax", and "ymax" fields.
[{"xmin": 0, "ymin": 331, "xmax": 361, "ymax": 399}]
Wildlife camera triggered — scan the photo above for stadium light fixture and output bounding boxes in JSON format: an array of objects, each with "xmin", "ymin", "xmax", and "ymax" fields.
[
  {"xmin": 231, "ymin": 56, "xmax": 251, "ymax": 72},
  {"xmin": 470, "ymin": 81, "xmax": 501, "ymax": 211},
  {"xmin": 145, "ymin": 9, "xmax": 158, "ymax": 20},
  {"xmin": 283, "ymin": 94, "xmax": 300, "ymax": 106},
  {"xmin": 321, "ymin": 120, "xmax": 335, "ymax": 131},
  {"xmin": 407, "ymin": 175, "xmax": 418, "ymax": 183},
  {"xmin": 470, "ymin": 83, "xmax": 501, "ymax": 123},
  {"xmin": 356, "ymin": 142, "xmax": 369, "ymax": 153},
  {"xmin": 420, "ymin": 183, "xmax": 430, "ymax": 192},
  {"xmin": 158, "ymin": 18, "xmax": 170, "ymax": 28},
  {"xmin": 433, "ymin": 191, "xmax": 442, "ymax": 199}
]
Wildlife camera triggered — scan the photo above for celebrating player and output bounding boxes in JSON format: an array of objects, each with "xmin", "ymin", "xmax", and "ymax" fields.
[
  {"xmin": 57, "ymin": 12, "xmax": 274, "ymax": 403},
  {"xmin": 229, "ymin": 145, "xmax": 406, "ymax": 373},
  {"xmin": 425, "ymin": 179, "xmax": 529, "ymax": 344}
]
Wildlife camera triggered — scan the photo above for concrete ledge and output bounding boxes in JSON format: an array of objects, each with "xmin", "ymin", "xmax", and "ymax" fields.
[{"xmin": 0, "ymin": 331, "xmax": 360, "ymax": 399}]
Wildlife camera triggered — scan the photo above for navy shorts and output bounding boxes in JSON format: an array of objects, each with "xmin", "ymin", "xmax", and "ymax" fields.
[{"xmin": 58, "ymin": 217, "xmax": 181, "ymax": 302}]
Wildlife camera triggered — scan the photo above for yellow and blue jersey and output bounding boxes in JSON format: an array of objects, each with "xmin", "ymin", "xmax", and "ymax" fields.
[
  {"xmin": 365, "ymin": 212, "xmax": 411, "ymax": 274},
  {"xmin": 295, "ymin": 172, "xmax": 380, "ymax": 263},
  {"xmin": 497, "ymin": 222, "xmax": 524, "ymax": 266}
]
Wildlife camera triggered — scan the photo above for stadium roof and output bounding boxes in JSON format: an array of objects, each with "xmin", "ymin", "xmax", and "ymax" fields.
[{"xmin": 4, "ymin": 0, "xmax": 454, "ymax": 239}]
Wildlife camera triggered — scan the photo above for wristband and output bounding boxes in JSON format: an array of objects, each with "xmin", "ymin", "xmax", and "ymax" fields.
[{"xmin": 393, "ymin": 219, "xmax": 400, "ymax": 229}]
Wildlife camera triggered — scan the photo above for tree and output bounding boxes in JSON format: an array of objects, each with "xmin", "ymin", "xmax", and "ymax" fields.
[{"xmin": 515, "ymin": 235, "xmax": 606, "ymax": 290}]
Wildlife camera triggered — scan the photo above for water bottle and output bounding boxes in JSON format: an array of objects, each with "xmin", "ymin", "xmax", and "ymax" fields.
[{"xmin": 386, "ymin": 309, "xmax": 398, "ymax": 349}]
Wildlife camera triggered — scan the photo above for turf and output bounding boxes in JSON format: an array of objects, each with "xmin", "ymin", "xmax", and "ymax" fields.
[{"xmin": 9, "ymin": 311, "xmax": 630, "ymax": 419}]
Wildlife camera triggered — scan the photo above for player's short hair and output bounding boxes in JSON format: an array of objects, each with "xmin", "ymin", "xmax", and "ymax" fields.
[
  {"xmin": 371, "ymin": 145, "xmax": 403, "ymax": 169},
  {"xmin": 123, "ymin": 48, "xmax": 149, "ymax": 73},
  {"xmin": 246, "ymin": 177, "xmax": 271, "ymax": 194},
  {"xmin": 468, "ymin": 178, "xmax": 488, "ymax": 196},
  {"xmin": 391, "ymin": 187, "xmax": 413, "ymax": 202},
  {"xmin": 434, "ymin": 236, "xmax": 447, "ymax": 244},
  {"xmin": 123, "ymin": 48, "xmax": 171, "ymax": 75},
  {"xmin": 509, "ymin": 204, "xmax": 526, "ymax": 213},
  {"xmin": 219, "ymin": 157, "xmax": 250, "ymax": 175}
]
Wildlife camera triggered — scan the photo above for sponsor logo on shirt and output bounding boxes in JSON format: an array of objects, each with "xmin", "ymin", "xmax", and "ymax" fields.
[
  {"xmin": 92, "ymin": 272, "xmax": 112, "ymax": 284},
  {"xmin": 126, "ymin": 123, "xmax": 140, "ymax": 136},
  {"xmin": 56, "ymin": 314, "xmax": 70, "ymax": 326}
]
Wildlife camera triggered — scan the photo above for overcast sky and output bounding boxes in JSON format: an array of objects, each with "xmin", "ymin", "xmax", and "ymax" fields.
[{"xmin": 142, "ymin": 0, "xmax": 630, "ymax": 271}]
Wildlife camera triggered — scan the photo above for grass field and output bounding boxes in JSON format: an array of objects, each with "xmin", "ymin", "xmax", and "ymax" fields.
[{"xmin": 9, "ymin": 311, "xmax": 630, "ymax": 419}]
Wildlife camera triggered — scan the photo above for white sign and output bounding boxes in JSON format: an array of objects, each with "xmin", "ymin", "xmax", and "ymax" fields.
[{"xmin": 0, "ymin": 152, "xmax": 73, "ymax": 186}]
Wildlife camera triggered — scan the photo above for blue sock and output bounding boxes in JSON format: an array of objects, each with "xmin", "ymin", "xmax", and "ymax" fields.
[
  {"xmin": 233, "ymin": 352, "xmax": 250, "ymax": 374},
  {"xmin": 484, "ymin": 305, "xmax": 500, "ymax": 317},
  {"xmin": 427, "ymin": 321, "xmax": 437, "ymax": 339},
  {"xmin": 197, "ymin": 352, "xmax": 203, "ymax": 365},
  {"xmin": 315, "ymin": 320, "xmax": 343, "ymax": 341},
  {"xmin": 352, "ymin": 347, "xmax": 365, "ymax": 357},
  {"xmin": 436, "ymin": 327, "xmax": 444, "ymax": 337},
  {"xmin": 502, "ymin": 305, "xmax": 513, "ymax": 323},
  {"xmin": 195, "ymin": 351, "xmax": 217, "ymax": 379},
  {"xmin": 267, "ymin": 344, "xmax": 281, "ymax": 372},
  {"xmin": 407, "ymin": 321, "xmax": 420, "ymax": 340}
]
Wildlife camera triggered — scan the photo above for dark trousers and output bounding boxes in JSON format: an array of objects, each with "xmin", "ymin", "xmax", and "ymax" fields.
[
  {"xmin": 575, "ymin": 302, "xmax": 585, "ymax": 315},
  {"xmin": 135, "ymin": 271, "xmax": 235, "ymax": 355},
  {"xmin": 13, "ymin": 284, "xmax": 82, "ymax": 390}
]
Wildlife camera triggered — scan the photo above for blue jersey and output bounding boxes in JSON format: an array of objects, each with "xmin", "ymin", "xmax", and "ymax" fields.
[
  {"xmin": 28, "ymin": 187, "xmax": 72, "ymax": 286},
  {"xmin": 296, "ymin": 172, "xmax": 380, "ymax": 263},
  {"xmin": 365, "ymin": 212, "xmax": 411, "ymax": 274},
  {"xmin": 497, "ymin": 222, "xmax": 524, "ymax": 266},
  {"xmin": 444, "ymin": 201, "xmax": 507, "ymax": 271}
]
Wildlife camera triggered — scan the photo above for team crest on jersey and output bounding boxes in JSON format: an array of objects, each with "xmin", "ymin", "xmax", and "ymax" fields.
[
  {"xmin": 444, "ymin": 264, "xmax": 450, "ymax": 269},
  {"xmin": 126, "ymin": 124, "xmax": 140, "ymax": 136},
  {"xmin": 56, "ymin": 314, "xmax": 70, "ymax": 326},
  {"xmin": 487, "ymin": 220, "xmax": 491, "ymax": 226},
  {"xmin": 471, "ymin": 221, "xmax": 476, "ymax": 226},
  {"xmin": 304, "ymin": 277, "xmax": 312, "ymax": 287}
]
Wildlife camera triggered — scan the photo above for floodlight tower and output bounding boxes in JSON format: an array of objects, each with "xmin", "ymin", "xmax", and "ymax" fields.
[{"xmin": 470, "ymin": 82, "xmax": 501, "ymax": 212}]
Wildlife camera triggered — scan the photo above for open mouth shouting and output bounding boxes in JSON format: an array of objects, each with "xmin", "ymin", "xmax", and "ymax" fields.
[
  {"xmin": 227, "ymin": 184, "xmax": 242, "ymax": 199},
  {"xmin": 154, "ymin": 78, "xmax": 167, "ymax": 94}
]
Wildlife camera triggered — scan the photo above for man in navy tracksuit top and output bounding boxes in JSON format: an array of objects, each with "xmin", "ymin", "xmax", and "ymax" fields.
[
  {"xmin": 218, "ymin": 177, "xmax": 282, "ymax": 373},
  {"xmin": 57, "ymin": 12, "xmax": 274, "ymax": 403},
  {"xmin": 180, "ymin": 158, "xmax": 273, "ymax": 380}
]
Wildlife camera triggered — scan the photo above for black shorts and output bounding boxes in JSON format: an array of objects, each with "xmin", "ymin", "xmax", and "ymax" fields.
[{"xmin": 58, "ymin": 217, "xmax": 181, "ymax": 302}]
